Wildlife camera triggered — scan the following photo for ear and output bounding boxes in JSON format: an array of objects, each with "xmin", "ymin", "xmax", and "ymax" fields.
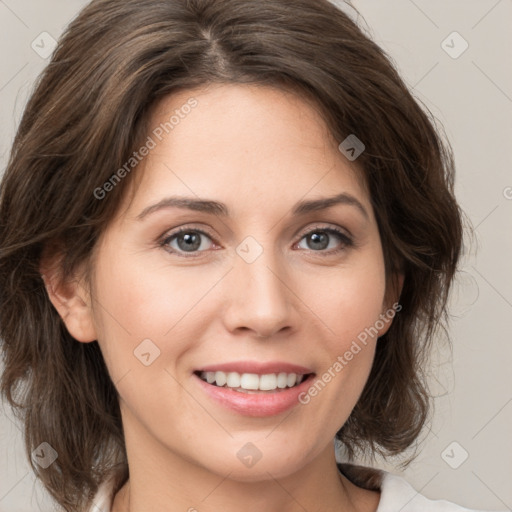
[
  {"xmin": 377, "ymin": 271, "xmax": 405, "ymax": 338},
  {"xmin": 40, "ymin": 247, "xmax": 97, "ymax": 343}
]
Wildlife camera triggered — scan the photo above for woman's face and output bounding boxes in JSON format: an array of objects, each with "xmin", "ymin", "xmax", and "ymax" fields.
[{"xmin": 68, "ymin": 84, "xmax": 397, "ymax": 481}]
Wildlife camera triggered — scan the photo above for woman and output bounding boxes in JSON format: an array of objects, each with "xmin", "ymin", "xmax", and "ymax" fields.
[{"xmin": 0, "ymin": 0, "xmax": 497, "ymax": 511}]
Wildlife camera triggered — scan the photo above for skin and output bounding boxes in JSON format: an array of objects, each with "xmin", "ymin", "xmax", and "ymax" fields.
[{"xmin": 43, "ymin": 83, "xmax": 403, "ymax": 512}]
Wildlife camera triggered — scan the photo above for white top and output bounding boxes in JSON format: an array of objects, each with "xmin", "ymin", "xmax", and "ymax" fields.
[{"xmin": 88, "ymin": 467, "xmax": 503, "ymax": 512}]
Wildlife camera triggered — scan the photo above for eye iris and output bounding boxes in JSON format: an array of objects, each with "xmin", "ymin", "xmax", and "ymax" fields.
[
  {"xmin": 308, "ymin": 231, "xmax": 329, "ymax": 250},
  {"xmin": 170, "ymin": 230, "xmax": 340, "ymax": 253},
  {"xmin": 177, "ymin": 232, "xmax": 201, "ymax": 252}
]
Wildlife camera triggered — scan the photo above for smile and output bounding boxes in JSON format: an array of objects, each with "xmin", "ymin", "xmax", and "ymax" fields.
[{"xmin": 193, "ymin": 371, "xmax": 316, "ymax": 417}]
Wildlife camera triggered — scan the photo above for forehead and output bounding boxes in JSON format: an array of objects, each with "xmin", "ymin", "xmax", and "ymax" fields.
[
  {"xmin": 122, "ymin": 83, "xmax": 370, "ymax": 217},
  {"xmin": 151, "ymin": 83, "xmax": 340, "ymax": 157}
]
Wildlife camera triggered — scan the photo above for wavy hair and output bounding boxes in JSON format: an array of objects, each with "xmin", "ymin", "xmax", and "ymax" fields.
[{"xmin": 0, "ymin": 0, "xmax": 463, "ymax": 509}]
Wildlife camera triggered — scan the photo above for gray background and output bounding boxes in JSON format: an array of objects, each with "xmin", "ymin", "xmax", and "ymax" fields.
[{"xmin": 0, "ymin": 0, "xmax": 511, "ymax": 510}]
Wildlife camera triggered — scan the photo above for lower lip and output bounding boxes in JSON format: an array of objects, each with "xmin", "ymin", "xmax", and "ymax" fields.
[{"xmin": 193, "ymin": 373, "xmax": 315, "ymax": 417}]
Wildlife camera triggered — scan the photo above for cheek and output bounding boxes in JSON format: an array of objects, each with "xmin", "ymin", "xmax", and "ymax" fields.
[
  {"xmin": 295, "ymin": 264, "xmax": 385, "ymax": 429},
  {"xmin": 297, "ymin": 248, "xmax": 386, "ymax": 400},
  {"xmin": 307, "ymin": 257, "xmax": 386, "ymax": 349},
  {"xmin": 92, "ymin": 228, "xmax": 386, "ymax": 392},
  {"xmin": 90, "ymin": 245, "xmax": 226, "ymax": 376}
]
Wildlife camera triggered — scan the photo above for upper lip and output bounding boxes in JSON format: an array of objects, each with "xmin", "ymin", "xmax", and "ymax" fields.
[{"xmin": 195, "ymin": 361, "xmax": 315, "ymax": 375}]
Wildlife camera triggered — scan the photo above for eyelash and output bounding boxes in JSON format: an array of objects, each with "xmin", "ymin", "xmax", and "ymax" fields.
[{"xmin": 159, "ymin": 224, "xmax": 354, "ymax": 258}]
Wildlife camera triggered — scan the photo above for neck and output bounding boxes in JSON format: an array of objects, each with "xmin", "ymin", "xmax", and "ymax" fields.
[
  {"xmin": 110, "ymin": 406, "xmax": 380, "ymax": 512},
  {"xmin": 111, "ymin": 458, "xmax": 380, "ymax": 512}
]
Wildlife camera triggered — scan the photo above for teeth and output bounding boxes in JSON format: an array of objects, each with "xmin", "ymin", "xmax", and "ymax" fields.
[
  {"xmin": 277, "ymin": 372, "xmax": 288, "ymax": 388},
  {"xmin": 226, "ymin": 372, "xmax": 241, "ymax": 388},
  {"xmin": 259, "ymin": 374, "xmax": 276, "ymax": 390},
  {"xmin": 199, "ymin": 371, "xmax": 308, "ymax": 391}
]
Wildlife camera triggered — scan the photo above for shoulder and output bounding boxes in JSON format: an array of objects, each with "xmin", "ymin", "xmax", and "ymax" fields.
[
  {"xmin": 88, "ymin": 473, "xmax": 117, "ymax": 512},
  {"xmin": 337, "ymin": 463, "xmax": 505, "ymax": 512},
  {"xmin": 378, "ymin": 471, "xmax": 494, "ymax": 512}
]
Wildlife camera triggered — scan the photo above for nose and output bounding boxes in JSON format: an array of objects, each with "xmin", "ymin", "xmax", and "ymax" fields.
[{"xmin": 221, "ymin": 246, "xmax": 296, "ymax": 339}]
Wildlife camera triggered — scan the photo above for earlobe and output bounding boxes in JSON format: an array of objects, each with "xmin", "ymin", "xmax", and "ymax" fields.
[{"xmin": 40, "ymin": 255, "xmax": 97, "ymax": 343}]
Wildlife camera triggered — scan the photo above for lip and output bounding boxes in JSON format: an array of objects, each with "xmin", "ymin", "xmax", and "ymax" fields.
[
  {"xmin": 193, "ymin": 372, "xmax": 316, "ymax": 417},
  {"xmin": 194, "ymin": 361, "xmax": 314, "ymax": 375}
]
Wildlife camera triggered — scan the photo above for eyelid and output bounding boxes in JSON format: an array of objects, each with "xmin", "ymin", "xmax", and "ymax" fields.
[
  {"xmin": 159, "ymin": 222, "xmax": 354, "ymax": 256},
  {"xmin": 159, "ymin": 225, "xmax": 220, "ymax": 254},
  {"xmin": 297, "ymin": 222, "xmax": 352, "ymax": 239},
  {"xmin": 294, "ymin": 224, "xmax": 354, "ymax": 253}
]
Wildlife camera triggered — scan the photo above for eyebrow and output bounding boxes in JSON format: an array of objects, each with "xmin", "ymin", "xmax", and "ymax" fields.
[{"xmin": 136, "ymin": 192, "xmax": 369, "ymax": 221}]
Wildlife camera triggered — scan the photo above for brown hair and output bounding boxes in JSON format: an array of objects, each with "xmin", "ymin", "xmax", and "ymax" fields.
[{"xmin": 0, "ymin": 0, "xmax": 464, "ymax": 509}]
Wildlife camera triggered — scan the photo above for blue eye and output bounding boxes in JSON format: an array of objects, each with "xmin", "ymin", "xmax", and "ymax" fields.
[
  {"xmin": 297, "ymin": 227, "xmax": 353, "ymax": 253},
  {"xmin": 159, "ymin": 225, "xmax": 353, "ymax": 258},
  {"xmin": 161, "ymin": 228, "xmax": 214, "ymax": 255}
]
